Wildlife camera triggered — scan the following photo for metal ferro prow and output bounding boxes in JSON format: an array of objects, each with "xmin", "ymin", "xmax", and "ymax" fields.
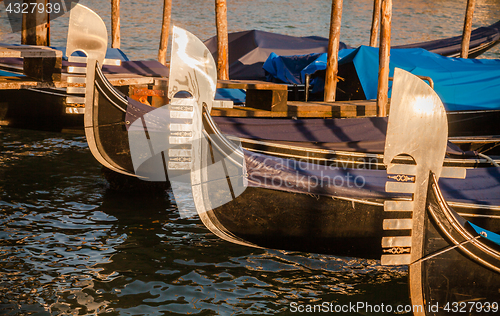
[
  {"xmin": 166, "ymin": 27, "xmax": 252, "ymax": 248},
  {"xmin": 68, "ymin": 4, "xmax": 136, "ymax": 177},
  {"xmin": 381, "ymin": 68, "xmax": 467, "ymax": 315}
]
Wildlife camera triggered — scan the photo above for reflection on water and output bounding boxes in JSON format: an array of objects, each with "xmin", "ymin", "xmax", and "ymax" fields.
[
  {"xmin": 0, "ymin": 127, "xmax": 410, "ymax": 315},
  {"xmin": 1, "ymin": 0, "xmax": 500, "ymax": 314}
]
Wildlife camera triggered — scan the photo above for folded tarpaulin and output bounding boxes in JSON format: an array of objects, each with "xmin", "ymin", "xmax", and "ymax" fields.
[
  {"xmin": 204, "ymin": 29, "xmax": 350, "ymax": 81},
  {"xmin": 264, "ymin": 46, "xmax": 500, "ymax": 111}
]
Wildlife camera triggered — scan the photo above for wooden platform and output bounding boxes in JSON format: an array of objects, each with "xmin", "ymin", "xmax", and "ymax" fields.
[
  {"xmin": 211, "ymin": 100, "xmax": 379, "ymax": 118},
  {"xmin": 0, "ymin": 45, "xmax": 62, "ymax": 81},
  {"xmin": 0, "ymin": 72, "xmax": 158, "ymax": 90},
  {"xmin": 217, "ymin": 80, "xmax": 288, "ymax": 111},
  {"xmin": 0, "ymin": 45, "xmax": 158, "ymax": 90}
]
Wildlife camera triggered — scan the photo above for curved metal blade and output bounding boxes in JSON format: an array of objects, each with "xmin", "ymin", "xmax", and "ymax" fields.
[
  {"xmin": 384, "ymin": 68, "xmax": 447, "ymax": 179},
  {"xmin": 382, "ymin": 68, "xmax": 449, "ymax": 316},
  {"xmin": 69, "ymin": 4, "xmax": 134, "ymax": 177},
  {"xmin": 66, "ymin": 4, "xmax": 107, "ymax": 65},
  {"xmin": 168, "ymin": 26, "xmax": 217, "ymax": 113}
]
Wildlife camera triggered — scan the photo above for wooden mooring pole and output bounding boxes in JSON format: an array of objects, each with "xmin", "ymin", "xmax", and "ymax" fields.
[
  {"xmin": 376, "ymin": 0, "xmax": 392, "ymax": 117},
  {"xmin": 215, "ymin": 0, "xmax": 229, "ymax": 80},
  {"xmin": 21, "ymin": 0, "xmax": 62, "ymax": 82},
  {"xmin": 369, "ymin": 0, "xmax": 381, "ymax": 47},
  {"xmin": 460, "ymin": 0, "xmax": 476, "ymax": 58},
  {"xmin": 111, "ymin": 0, "xmax": 121, "ymax": 48},
  {"xmin": 158, "ymin": 0, "xmax": 172, "ymax": 65},
  {"xmin": 324, "ymin": 0, "xmax": 343, "ymax": 102},
  {"xmin": 21, "ymin": 0, "xmax": 50, "ymax": 46}
]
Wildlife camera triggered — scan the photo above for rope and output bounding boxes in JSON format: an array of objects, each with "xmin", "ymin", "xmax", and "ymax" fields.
[{"xmin": 410, "ymin": 235, "xmax": 481, "ymax": 265}]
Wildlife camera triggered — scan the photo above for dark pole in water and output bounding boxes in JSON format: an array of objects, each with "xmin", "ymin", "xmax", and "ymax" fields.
[
  {"xmin": 215, "ymin": 0, "xmax": 229, "ymax": 80},
  {"xmin": 111, "ymin": 0, "xmax": 121, "ymax": 48},
  {"xmin": 158, "ymin": 0, "xmax": 172, "ymax": 65},
  {"xmin": 461, "ymin": 0, "xmax": 476, "ymax": 58},
  {"xmin": 369, "ymin": 0, "xmax": 381, "ymax": 47},
  {"xmin": 21, "ymin": 0, "xmax": 50, "ymax": 46},
  {"xmin": 324, "ymin": 0, "xmax": 343, "ymax": 102},
  {"xmin": 377, "ymin": 0, "xmax": 392, "ymax": 117}
]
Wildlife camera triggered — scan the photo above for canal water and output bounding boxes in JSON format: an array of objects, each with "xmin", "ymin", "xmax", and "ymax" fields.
[{"xmin": 1, "ymin": 0, "xmax": 499, "ymax": 315}]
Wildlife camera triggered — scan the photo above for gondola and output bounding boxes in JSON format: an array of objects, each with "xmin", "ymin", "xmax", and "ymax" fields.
[
  {"xmin": 76, "ymin": 2, "xmax": 500, "ymax": 259},
  {"xmin": 399, "ymin": 173, "xmax": 500, "ymax": 315},
  {"xmin": 379, "ymin": 70, "xmax": 500, "ymax": 315}
]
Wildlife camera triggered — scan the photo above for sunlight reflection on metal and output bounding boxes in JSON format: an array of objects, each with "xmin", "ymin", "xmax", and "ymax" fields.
[{"xmin": 168, "ymin": 26, "xmax": 217, "ymax": 112}]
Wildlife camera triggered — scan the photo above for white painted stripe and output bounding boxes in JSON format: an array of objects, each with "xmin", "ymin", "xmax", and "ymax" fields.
[
  {"xmin": 170, "ymin": 123, "xmax": 192, "ymax": 132},
  {"xmin": 169, "ymin": 136, "xmax": 192, "ymax": 144},
  {"xmin": 169, "ymin": 149, "xmax": 192, "ymax": 157},
  {"xmin": 383, "ymin": 219, "xmax": 413, "ymax": 230},
  {"xmin": 387, "ymin": 164, "xmax": 417, "ymax": 175},
  {"xmin": 170, "ymin": 111, "xmax": 194, "ymax": 119},
  {"xmin": 381, "ymin": 254, "xmax": 411, "ymax": 266},
  {"xmin": 66, "ymin": 96, "xmax": 85, "ymax": 104},
  {"xmin": 384, "ymin": 200, "xmax": 414, "ymax": 212},
  {"xmin": 386, "ymin": 182, "xmax": 416, "ymax": 194},
  {"xmin": 382, "ymin": 236, "xmax": 412, "ymax": 248},
  {"xmin": 66, "ymin": 87, "xmax": 86, "ymax": 94}
]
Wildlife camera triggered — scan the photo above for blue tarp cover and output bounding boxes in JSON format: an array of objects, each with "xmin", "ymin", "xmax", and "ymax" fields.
[
  {"xmin": 264, "ymin": 47, "xmax": 500, "ymax": 111},
  {"xmin": 469, "ymin": 222, "xmax": 500, "ymax": 246}
]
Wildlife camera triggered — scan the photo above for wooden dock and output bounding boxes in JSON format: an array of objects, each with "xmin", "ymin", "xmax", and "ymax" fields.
[{"xmin": 0, "ymin": 44, "xmax": 158, "ymax": 90}]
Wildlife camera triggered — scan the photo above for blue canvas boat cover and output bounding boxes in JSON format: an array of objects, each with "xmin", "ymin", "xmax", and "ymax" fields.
[{"xmin": 264, "ymin": 47, "xmax": 500, "ymax": 111}]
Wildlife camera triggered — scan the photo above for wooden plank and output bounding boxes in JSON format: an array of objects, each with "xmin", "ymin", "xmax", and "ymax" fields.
[
  {"xmin": 211, "ymin": 100, "xmax": 380, "ymax": 118},
  {"xmin": 0, "ymin": 74, "xmax": 157, "ymax": 90},
  {"xmin": 0, "ymin": 45, "xmax": 62, "ymax": 81},
  {"xmin": 0, "ymin": 46, "xmax": 62, "ymax": 58},
  {"xmin": 24, "ymin": 56, "xmax": 61, "ymax": 82},
  {"xmin": 246, "ymin": 89, "xmax": 288, "ymax": 111},
  {"xmin": 211, "ymin": 106, "xmax": 288, "ymax": 118},
  {"xmin": 217, "ymin": 80, "xmax": 288, "ymax": 90}
]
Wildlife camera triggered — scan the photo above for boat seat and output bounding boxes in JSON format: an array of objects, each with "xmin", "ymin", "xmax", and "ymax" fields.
[{"xmin": 217, "ymin": 79, "xmax": 288, "ymax": 112}]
